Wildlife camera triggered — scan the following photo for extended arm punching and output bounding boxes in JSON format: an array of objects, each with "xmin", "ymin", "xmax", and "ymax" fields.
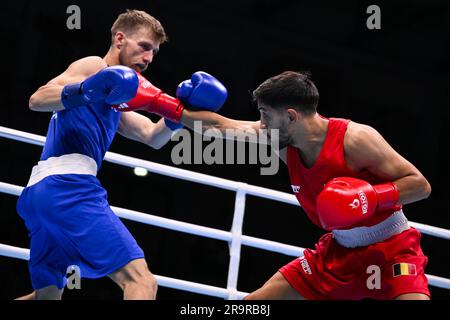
[
  {"xmin": 116, "ymin": 71, "xmax": 229, "ymax": 149},
  {"xmin": 118, "ymin": 113, "xmax": 173, "ymax": 150}
]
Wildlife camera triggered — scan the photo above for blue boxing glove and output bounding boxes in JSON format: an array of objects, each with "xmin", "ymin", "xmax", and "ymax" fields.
[
  {"xmin": 176, "ymin": 71, "xmax": 227, "ymax": 111},
  {"xmin": 164, "ymin": 118, "xmax": 184, "ymax": 131},
  {"xmin": 165, "ymin": 71, "xmax": 227, "ymax": 131},
  {"xmin": 61, "ymin": 65, "xmax": 138, "ymax": 110}
]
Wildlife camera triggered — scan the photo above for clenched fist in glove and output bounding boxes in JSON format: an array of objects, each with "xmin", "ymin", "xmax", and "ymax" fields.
[{"xmin": 316, "ymin": 177, "xmax": 399, "ymax": 230}]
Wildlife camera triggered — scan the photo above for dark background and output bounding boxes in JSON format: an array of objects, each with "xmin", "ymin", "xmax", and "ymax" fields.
[{"xmin": 1, "ymin": 0, "xmax": 449, "ymax": 300}]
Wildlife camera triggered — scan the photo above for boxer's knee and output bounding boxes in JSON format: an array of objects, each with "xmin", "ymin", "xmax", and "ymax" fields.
[
  {"xmin": 245, "ymin": 272, "xmax": 304, "ymax": 300},
  {"xmin": 109, "ymin": 258, "xmax": 157, "ymax": 293},
  {"xmin": 395, "ymin": 293, "xmax": 430, "ymax": 300},
  {"xmin": 35, "ymin": 286, "xmax": 63, "ymax": 300}
]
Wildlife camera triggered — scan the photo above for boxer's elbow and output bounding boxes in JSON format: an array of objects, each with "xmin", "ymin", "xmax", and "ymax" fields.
[
  {"xmin": 29, "ymin": 84, "xmax": 63, "ymax": 112},
  {"xmin": 28, "ymin": 92, "xmax": 40, "ymax": 111},
  {"xmin": 145, "ymin": 126, "xmax": 168, "ymax": 150},
  {"xmin": 421, "ymin": 178, "xmax": 432, "ymax": 200},
  {"xmin": 28, "ymin": 89, "xmax": 49, "ymax": 111},
  {"xmin": 413, "ymin": 174, "xmax": 432, "ymax": 201},
  {"xmin": 148, "ymin": 137, "xmax": 168, "ymax": 150}
]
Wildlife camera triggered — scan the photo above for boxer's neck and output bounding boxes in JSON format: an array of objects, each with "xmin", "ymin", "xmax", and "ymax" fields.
[
  {"xmin": 103, "ymin": 48, "xmax": 119, "ymax": 67},
  {"xmin": 290, "ymin": 113, "xmax": 329, "ymax": 152}
]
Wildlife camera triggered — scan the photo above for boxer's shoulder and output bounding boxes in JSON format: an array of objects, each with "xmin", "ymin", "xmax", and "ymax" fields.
[
  {"xmin": 74, "ymin": 56, "xmax": 107, "ymax": 67},
  {"xmin": 343, "ymin": 121, "xmax": 381, "ymax": 171},
  {"xmin": 51, "ymin": 56, "xmax": 108, "ymax": 85},
  {"xmin": 344, "ymin": 121, "xmax": 379, "ymax": 148},
  {"xmin": 67, "ymin": 56, "xmax": 108, "ymax": 77}
]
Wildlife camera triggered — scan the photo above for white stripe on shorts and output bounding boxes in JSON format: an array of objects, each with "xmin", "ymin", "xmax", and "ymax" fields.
[{"xmin": 27, "ymin": 153, "xmax": 97, "ymax": 187}]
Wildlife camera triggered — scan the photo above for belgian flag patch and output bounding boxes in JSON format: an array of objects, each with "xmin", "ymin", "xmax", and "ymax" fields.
[{"xmin": 393, "ymin": 263, "xmax": 417, "ymax": 277}]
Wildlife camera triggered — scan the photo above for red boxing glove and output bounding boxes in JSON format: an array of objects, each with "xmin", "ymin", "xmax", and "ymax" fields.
[
  {"xmin": 316, "ymin": 177, "xmax": 399, "ymax": 231},
  {"xmin": 115, "ymin": 72, "xmax": 184, "ymax": 123}
]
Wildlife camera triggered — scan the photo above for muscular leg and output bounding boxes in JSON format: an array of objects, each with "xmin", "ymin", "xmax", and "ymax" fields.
[
  {"xmin": 244, "ymin": 271, "xmax": 304, "ymax": 300},
  {"xmin": 16, "ymin": 286, "xmax": 63, "ymax": 300},
  {"xmin": 395, "ymin": 293, "xmax": 430, "ymax": 300},
  {"xmin": 108, "ymin": 258, "xmax": 157, "ymax": 300},
  {"xmin": 15, "ymin": 291, "xmax": 36, "ymax": 300},
  {"xmin": 36, "ymin": 286, "xmax": 64, "ymax": 300}
]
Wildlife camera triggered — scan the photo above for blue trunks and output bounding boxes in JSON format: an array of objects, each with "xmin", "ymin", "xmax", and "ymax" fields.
[{"xmin": 16, "ymin": 154, "xmax": 144, "ymax": 290}]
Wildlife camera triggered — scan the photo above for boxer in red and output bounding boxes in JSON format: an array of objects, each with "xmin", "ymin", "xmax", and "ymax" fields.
[{"xmin": 180, "ymin": 71, "xmax": 431, "ymax": 300}]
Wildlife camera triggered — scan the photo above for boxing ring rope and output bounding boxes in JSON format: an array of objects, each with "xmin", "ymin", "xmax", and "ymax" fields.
[{"xmin": 1, "ymin": 126, "xmax": 450, "ymax": 298}]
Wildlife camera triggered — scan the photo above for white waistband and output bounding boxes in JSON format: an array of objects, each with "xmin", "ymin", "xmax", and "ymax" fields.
[
  {"xmin": 27, "ymin": 153, "xmax": 98, "ymax": 187},
  {"xmin": 331, "ymin": 210, "xmax": 410, "ymax": 248}
]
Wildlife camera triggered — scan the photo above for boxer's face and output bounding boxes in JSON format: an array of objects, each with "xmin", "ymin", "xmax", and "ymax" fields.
[
  {"xmin": 117, "ymin": 27, "xmax": 160, "ymax": 72},
  {"xmin": 258, "ymin": 104, "xmax": 292, "ymax": 148}
]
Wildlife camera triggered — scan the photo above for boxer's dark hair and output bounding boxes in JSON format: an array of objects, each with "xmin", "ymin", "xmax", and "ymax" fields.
[
  {"xmin": 111, "ymin": 9, "xmax": 168, "ymax": 45},
  {"xmin": 252, "ymin": 71, "xmax": 319, "ymax": 115}
]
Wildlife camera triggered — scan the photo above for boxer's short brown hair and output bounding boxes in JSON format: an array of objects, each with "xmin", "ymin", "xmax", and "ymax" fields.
[
  {"xmin": 253, "ymin": 71, "xmax": 319, "ymax": 115},
  {"xmin": 111, "ymin": 9, "xmax": 168, "ymax": 44}
]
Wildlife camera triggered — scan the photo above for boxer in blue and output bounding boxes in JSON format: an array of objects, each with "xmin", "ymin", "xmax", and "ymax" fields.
[{"xmin": 16, "ymin": 10, "xmax": 227, "ymax": 300}]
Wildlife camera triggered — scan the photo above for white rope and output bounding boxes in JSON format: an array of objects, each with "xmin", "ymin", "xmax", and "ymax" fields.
[
  {"xmin": 0, "ymin": 126, "xmax": 298, "ymax": 205},
  {"xmin": 0, "ymin": 244, "xmax": 30, "ymax": 260},
  {"xmin": 425, "ymin": 275, "xmax": 450, "ymax": 290},
  {"xmin": 0, "ymin": 242, "xmax": 449, "ymax": 291},
  {"xmin": 155, "ymin": 275, "xmax": 248, "ymax": 300},
  {"xmin": 409, "ymin": 222, "xmax": 450, "ymax": 240},
  {"xmin": 0, "ymin": 244, "xmax": 248, "ymax": 299},
  {"xmin": 0, "ymin": 181, "xmax": 303, "ymax": 255},
  {"xmin": 1, "ymin": 126, "xmax": 450, "ymax": 297},
  {"xmin": 0, "ymin": 126, "xmax": 45, "ymax": 146},
  {"xmin": 1, "ymin": 126, "xmax": 449, "ymax": 239},
  {"xmin": 2, "ymin": 182, "xmax": 450, "ymax": 294},
  {"xmin": 226, "ymin": 186, "xmax": 246, "ymax": 300}
]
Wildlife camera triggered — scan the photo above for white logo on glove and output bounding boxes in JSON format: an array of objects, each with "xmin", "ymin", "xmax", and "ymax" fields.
[
  {"xmin": 117, "ymin": 103, "xmax": 129, "ymax": 110},
  {"xmin": 141, "ymin": 80, "xmax": 152, "ymax": 89},
  {"xmin": 349, "ymin": 198, "xmax": 360, "ymax": 209},
  {"xmin": 349, "ymin": 192, "xmax": 369, "ymax": 214},
  {"xmin": 358, "ymin": 190, "xmax": 369, "ymax": 214}
]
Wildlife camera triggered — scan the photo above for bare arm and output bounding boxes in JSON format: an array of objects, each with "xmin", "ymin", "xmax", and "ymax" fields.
[
  {"xmin": 181, "ymin": 109, "xmax": 260, "ymax": 137},
  {"xmin": 180, "ymin": 109, "xmax": 287, "ymax": 163},
  {"xmin": 118, "ymin": 112, "xmax": 174, "ymax": 149},
  {"xmin": 28, "ymin": 56, "xmax": 107, "ymax": 112},
  {"xmin": 345, "ymin": 122, "xmax": 431, "ymax": 205}
]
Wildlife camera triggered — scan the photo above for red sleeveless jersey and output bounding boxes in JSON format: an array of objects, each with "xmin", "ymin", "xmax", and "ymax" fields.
[{"xmin": 286, "ymin": 117, "xmax": 399, "ymax": 229}]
